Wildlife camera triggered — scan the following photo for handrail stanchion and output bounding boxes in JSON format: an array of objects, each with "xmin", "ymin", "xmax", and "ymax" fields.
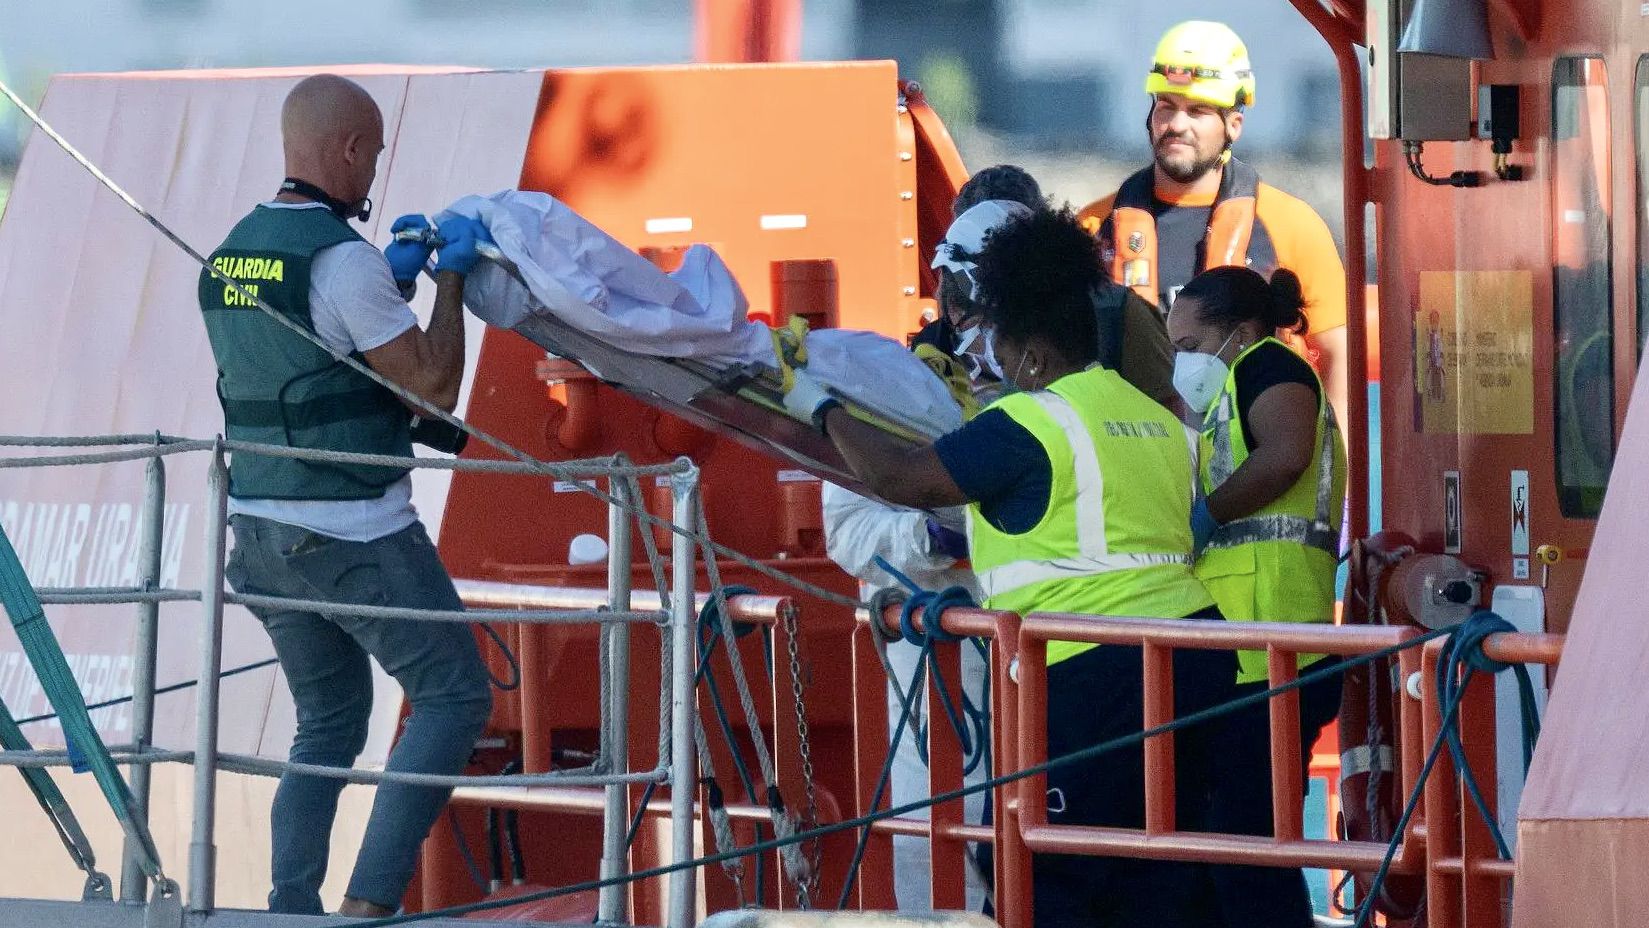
[
  {"xmin": 1267, "ymin": 649, "xmax": 1304, "ymax": 841},
  {"xmin": 599, "ymin": 476, "xmax": 635, "ymax": 924},
  {"xmin": 1141, "ymin": 641, "xmax": 1176, "ymax": 833},
  {"xmin": 121, "ymin": 454, "xmax": 165, "ymax": 904},
  {"xmin": 666, "ymin": 464, "xmax": 700, "ymax": 928},
  {"xmin": 187, "ymin": 448, "xmax": 229, "ymax": 913}
]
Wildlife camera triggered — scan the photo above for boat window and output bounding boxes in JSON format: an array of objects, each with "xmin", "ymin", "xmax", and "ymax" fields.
[
  {"xmin": 1637, "ymin": 57, "xmax": 1649, "ymax": 361},
  {"xmin": 1552, "ymin": 57, "xmax": 1615, "ymax": 518}
]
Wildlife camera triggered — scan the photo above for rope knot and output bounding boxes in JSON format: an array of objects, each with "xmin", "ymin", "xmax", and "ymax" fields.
[
  {"xmin": 900, "ymin": 586, "xmax": 972, "ymax": 645},
  {"xmin": 866, "ymin": 586, "xmax": 908, "ymax": 643},
  {"xmin": 1451, "ymin": 610, "xmax": 1517, "ymax": 675}
]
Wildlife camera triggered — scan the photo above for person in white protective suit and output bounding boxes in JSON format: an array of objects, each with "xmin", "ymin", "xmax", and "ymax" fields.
[{"xmin": 821, "ymin": 198, "xmax": 1038, "ymax": 913}]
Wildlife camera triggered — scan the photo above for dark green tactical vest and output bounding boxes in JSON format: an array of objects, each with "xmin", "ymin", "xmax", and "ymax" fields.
[{"xmin": 199, "ymin": 205, "xmax": 412, "ymax": 500}]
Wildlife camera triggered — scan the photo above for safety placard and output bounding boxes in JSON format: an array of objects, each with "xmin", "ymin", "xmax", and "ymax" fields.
[{"xmin": 1416, "ymin": 271, "xmax": 1535, "ymax": 435}]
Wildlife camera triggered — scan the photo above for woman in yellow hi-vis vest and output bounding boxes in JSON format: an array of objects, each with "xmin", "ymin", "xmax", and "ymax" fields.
[
  {"xmin": 1167, "ymin": 265, "xmax": 1347, "ymax": 928},
  {"xmin": 785, "ymin": 206, "xmax": 1234, "ymax": 927}
]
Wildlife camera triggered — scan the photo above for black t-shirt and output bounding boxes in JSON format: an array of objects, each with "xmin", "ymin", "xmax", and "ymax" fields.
[
  {"xmin": 911, "ymin": 315, "xmax": 958, "ymax": 354},
  {"xmin": 1232, "ymin": 340, "xmax": 1320, "ymax": 447},
  {"xmin": 932, "ymin": 408, "xmax": 1052, "ymax": 534}
]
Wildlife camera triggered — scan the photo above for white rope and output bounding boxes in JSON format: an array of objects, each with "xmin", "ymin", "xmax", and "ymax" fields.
[
  {"xmin": 0, "ymin": 440, "xmax": 216, "ymax": 468},
  {"xmin": 0, "ymin": 434, "xmax": 190, "ymax": 447},
  {"xmin": 228, "ymin": 592, "xmax": 660, "ymax": 626},
  {"xmin": 697, "ymin": 506, "xmax": 816, "ymax": 902}
]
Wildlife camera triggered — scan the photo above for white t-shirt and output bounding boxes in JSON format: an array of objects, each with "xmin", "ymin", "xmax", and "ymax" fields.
[{"xmin": 227, "ymin": 201, "xmax": 420, "ymax": 542}]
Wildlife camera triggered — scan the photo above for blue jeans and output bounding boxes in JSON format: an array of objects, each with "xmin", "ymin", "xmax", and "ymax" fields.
[{"xmin": 225, "ymin": 515, "xmax": 493, "ymax": 914}]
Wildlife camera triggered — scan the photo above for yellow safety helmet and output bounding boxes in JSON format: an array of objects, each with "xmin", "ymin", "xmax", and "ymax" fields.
[{"xmin": 1145, "ymin": 21, "xmax": 1256, "ymax": 110}]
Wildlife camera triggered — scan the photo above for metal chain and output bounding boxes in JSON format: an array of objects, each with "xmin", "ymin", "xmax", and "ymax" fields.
[
  {"xmin": 780, "ymin": 600, "xmax": 822, "ymax": 908},
  {"xmin": 0, "ymin": 77, "xmax": 869, "ymax": 616}
]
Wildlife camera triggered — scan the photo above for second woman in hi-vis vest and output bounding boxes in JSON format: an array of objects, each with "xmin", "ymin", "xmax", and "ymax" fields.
[
  {"xmin": 1166, "ymin": 265, "xmax": 1348, "ymax": 928},
  {"xmin": 784, "ymin": 206, "xmax": 1235, "ymax": 927}
]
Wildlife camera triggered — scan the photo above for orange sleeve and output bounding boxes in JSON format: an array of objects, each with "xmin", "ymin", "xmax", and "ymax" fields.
[
  {"xmin": 1255, "ymin": 184, "xmax": 1347, "ymax": 333},
  {"xmin": 1077, "ymin": 193, "xmax": 1119, "ymax": 238}
]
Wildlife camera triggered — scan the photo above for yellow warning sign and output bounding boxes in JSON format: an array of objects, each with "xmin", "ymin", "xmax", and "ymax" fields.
[{"xmin": 1415, "ymin": 270, "xmax": 1534, "ymax": 435}]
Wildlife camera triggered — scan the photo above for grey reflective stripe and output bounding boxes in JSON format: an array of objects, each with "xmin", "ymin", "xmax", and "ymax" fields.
[
  {"xmin": 1313, "ymin": 404, "xmax": 1340, "ymax": 528},
  {"xmin": 978, "ymin": 552, "xmax": 1192, "ymax": 599},
  {"xmin": 1340, "ymin": 744, "xmax": 1394, "ymax": 778},
  {"xmin": 1205, "ymin": 375, "xmax": 1340, "ymax": 553},
  {"xmin": 1207, "ymin": 391, "xmax": 1237, "ymax": 487},
  {"xmin": 1205, "ymin": 514, "xmax": 1339, "ymax": 555}
]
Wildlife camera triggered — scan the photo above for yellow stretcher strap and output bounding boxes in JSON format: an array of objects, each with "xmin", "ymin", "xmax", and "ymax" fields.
[
  {"xmin": 768, "ymin": 316, "xmax": 811, "ymax": 391},
  {"xmin": 913, "ymin": 343, "xmax": 980, "ymax": 420}
]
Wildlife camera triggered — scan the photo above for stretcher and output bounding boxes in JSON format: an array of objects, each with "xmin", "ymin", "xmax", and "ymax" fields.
[{"xmin": 397, "ymin": 227, "xmax": 945, "ymax": 500}]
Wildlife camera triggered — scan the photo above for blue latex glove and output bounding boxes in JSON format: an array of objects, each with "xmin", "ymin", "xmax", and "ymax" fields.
[
  {"xmin": 925, "ymin": 518, "xmax": 969, "ymax": 561},
  {"xmin": 384, "ymin": 214, "xmax": 433, "ymax": 283},
  {"xmin": 1190, "ymin": 497, "xmax": 1221, "ymax": 555},
  {"xmin": 432, "ymin": 216, "xmax": 493, "ymax": 276}
]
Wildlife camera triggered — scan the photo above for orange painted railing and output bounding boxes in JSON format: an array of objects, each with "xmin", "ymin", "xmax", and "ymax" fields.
[
  {"xmin": 1420, "ymin": 632, "xmax": 1563, "ymax": 928},
  {"xmin": 850, "ymin": 603, "xmax": 1021, "ymax": 912},
  {"xmin": 1005, "ymin": 615, "xmax": 1425, "ymax": 928},
  {"xmin": 848, "ymin": 605, "xmax": 1564, "ymax": 928}
]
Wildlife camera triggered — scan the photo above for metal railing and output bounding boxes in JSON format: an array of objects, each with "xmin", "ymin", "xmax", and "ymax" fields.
[
  {"xmin": 0, "ymin": 435, "xmax": 713, "ymax": 928},
  {"xmin": 851, "ymin": 599, "xmax": 1563, "ymax": 928},
  {"xmin": 849, "ymin": 603, "xmax": 1018, "ymax": 913}
]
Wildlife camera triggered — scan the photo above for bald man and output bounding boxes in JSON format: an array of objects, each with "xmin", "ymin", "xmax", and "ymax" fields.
[{"xmin": 199, "ymin": 74, "xmax": 494, "ymax": 917}]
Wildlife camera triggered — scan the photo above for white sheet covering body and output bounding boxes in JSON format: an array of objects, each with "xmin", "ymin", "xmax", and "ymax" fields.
[{"xmin": 438, "ymin": 191, "xmax": 963, "ymax": 435}]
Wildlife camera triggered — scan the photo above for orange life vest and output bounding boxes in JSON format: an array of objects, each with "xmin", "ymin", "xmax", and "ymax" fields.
[{"xmin": 1103, "ymin": 157, "xmax": 1262, "ymax": 307}]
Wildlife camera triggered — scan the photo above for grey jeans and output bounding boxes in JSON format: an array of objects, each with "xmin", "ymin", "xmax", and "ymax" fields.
[{"xmin": 225, "ymin": 514, "xmax": 492, "ymax": 914}]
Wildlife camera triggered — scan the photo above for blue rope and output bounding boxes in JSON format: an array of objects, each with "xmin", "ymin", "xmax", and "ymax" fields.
[
  {"xmin": 352, "ymin": 626, "xmax": 1461, "ymax": 928},
  {"xmin": 693, "ymin": 585, "xmax": 769, "ymax": 901},
  {"xmin": 872, "ymin": 556, "xmax": 990, "ymax": 776},
  {"xmin": 1432, "ymin": 610, "xmax": 1541, "ymax": 861},
  {"xmin": 834, "ymin": 559, "xmax": 992, "ymax": 906},
  {"xmin": 619, "ymin": 585, "xmax": 771, "ymax": 908},
  {"xmin": 1355, "ymin": 609, "xmax": 1544, "ymax": 924},
  {"xmin": 836, "ymin": 636, "xmax": 933, "ymax": 909}
]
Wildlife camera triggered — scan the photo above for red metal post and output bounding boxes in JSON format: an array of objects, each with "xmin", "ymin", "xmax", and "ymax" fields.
[
  {"xmin": 989, "ymin": 611, "xmax": 1030, "ymax": 928},
  {"xmin": 1398, "ymin": 646, "xmax": 1428, "ymax": 867},
  {"xmin": 693, "ymin": 0, "xmax": 801, "ymax": 64},
  {"xmin": 1012, "ymin": 628, "xmax": 1049, "ymax": 928},
  {"xmin": 1267, "ymin": 650, "xmax": 1305, "ymax": 841},
  {"xmin": 926, "ymin": 635, "xmax": 969, "ymax": 910},
  {"xmin": 1287, "ymin": 0, "xmax": 1370, "ymax": 542},
  {"xmin": 1141, "ymin": 641, "xmax": 1177, "ymax": 834},
  {"xmin": 1422, "ymin": 640, "xmax": 1461, "ymax": 928},
  {"xmin": 519, "ymin": 623, "xmax": 553, "ymax": 773},
  {"xmin": 848, "ymin": 620, "xmax": 897, "ymax": 909},
  {"xmin": 1458, "ymin": 668, "xmax": 1506, "ymax": 925}
]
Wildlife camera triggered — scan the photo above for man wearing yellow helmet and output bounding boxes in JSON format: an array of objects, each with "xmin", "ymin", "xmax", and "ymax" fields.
[{"xmin": 1078, "ymin": 20, "xmax": 1348, "ymax": 432}]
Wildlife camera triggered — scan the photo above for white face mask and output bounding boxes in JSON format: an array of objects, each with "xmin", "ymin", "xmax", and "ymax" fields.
[
  {"xmin": 981, "ymin": 326, "xmax": 1006, "ymax": 381},
  {"xmin": 1172, "ymin": 330, "xmax": 1237, "ymax": 413}
]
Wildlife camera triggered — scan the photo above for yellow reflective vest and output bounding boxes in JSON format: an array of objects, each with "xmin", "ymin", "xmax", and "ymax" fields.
[
  {"xmin": 968, "ymin": 366, "xmax": 1214, "ymax": 666},
  {"xmin": 1196, "ymin": 338, "xmax": 1347, "ymax": 684}
]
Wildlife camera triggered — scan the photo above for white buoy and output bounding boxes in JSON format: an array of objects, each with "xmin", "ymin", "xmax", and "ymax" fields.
[{"xmin": 569, "ymin": 533, "xmax": 609, "ymax": 565}]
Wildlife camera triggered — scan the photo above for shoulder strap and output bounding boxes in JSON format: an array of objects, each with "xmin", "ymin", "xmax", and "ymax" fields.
[
  {"xmin": 1205, "ymin": 157, "xmax": 1262, "ymax": 271},
  {"xmin": 1109, "ymin": 167, "xmax": 1163, "ymax": 306}
]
